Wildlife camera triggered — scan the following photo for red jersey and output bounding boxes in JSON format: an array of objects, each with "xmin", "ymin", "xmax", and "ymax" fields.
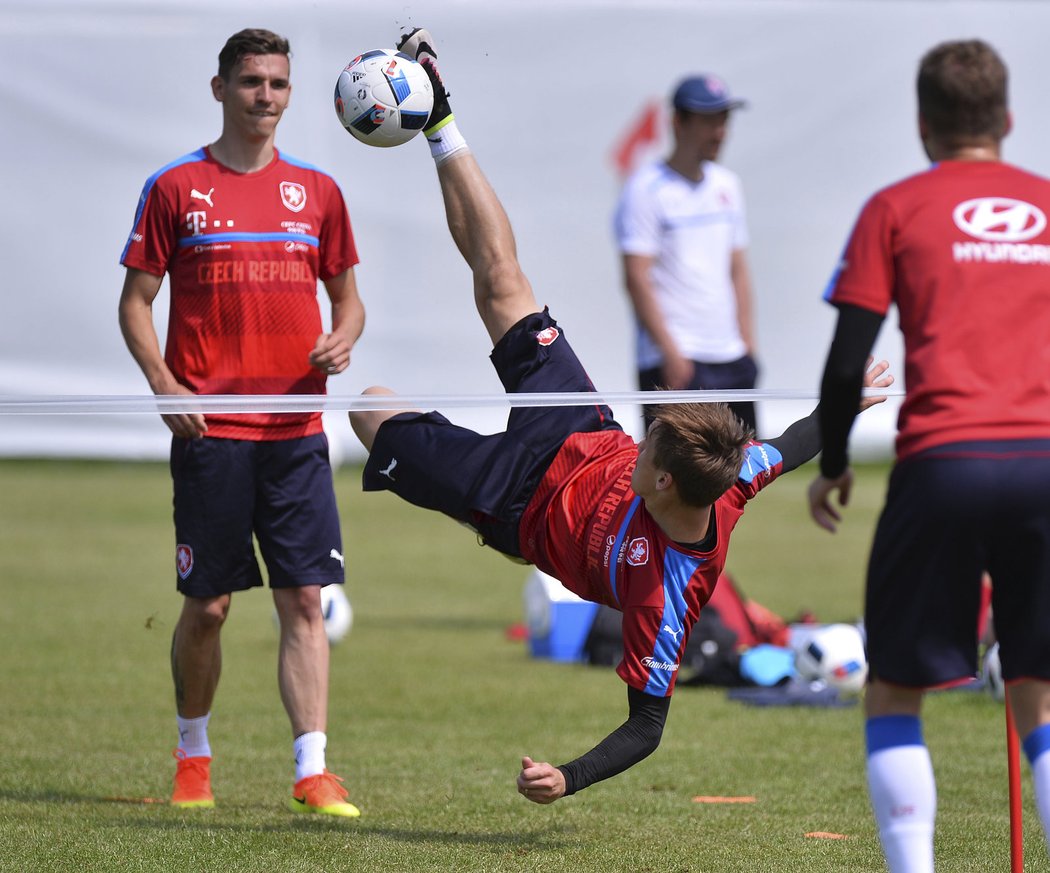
[
  {"xmin": 825, "ymin": 160, "xmax": 1050, "ymax": 459},
  {"xmin": 121, "ymin": 147, "xmax": 359, "ymax": 439},
  {"xmin": 519, "ymin": 430, "xmax": 784, "ymax": 696}
]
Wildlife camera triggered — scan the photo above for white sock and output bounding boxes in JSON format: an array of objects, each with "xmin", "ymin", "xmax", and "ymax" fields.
[
  {"xmin": 1022, "ymin": 723, "xmax": 1050, "ymax": 853},
  {"xmin": 294, "ymin": 730, "xmax": 327, "ymax": 782},
  {"xmin": 866, "ymin": 716, "xmax": 936, "ymax": 873},
  {"xmin": 426, "ymin": 117, "xmax": 468, "ymax": 165},
  {"xmin": 176, "ymin": 713, "xmax": 211, "ymax": 759}
]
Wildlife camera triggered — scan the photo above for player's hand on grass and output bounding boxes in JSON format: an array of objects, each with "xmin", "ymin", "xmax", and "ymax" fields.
[
  {"xmin": 516, "ymin": 755, "xmax": 565, "ymax": 804},
  {"xmin": 807, "ymin": 469, "xmax": 853, "ymax": 534},
  {"xmin": 309, "ymin": 331, "xmax": 351, "ymax": 375},
  {"xmin": 859, "ymin": 356, "xmax": 894, "ymax": 412},
  {"xmin": 159, "ymin": 383, "xmax": 206, "ymax": 439}
]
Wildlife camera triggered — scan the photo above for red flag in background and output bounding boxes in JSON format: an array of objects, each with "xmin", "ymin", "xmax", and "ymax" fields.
[{"xmin": 611, "ymin": 100, "xmax": 664, "ymax": 179}]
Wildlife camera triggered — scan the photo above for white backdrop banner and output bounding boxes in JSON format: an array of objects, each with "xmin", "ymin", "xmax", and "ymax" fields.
[{"xmin": 2, "ymin": 0, "xmax": 1046, "ymax": 462}]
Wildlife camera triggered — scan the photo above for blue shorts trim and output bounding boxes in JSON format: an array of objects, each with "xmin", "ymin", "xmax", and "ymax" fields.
[
  {"xmin": 866, "ymin": 715, "xmax": 924, "ymax": 754},
  {"xmin": 363, "ymin": 310, "xmax": 621, "ymax": 556},
  {"xmin": 171, "ymin": 433, "xmax": 343, "ymax": 597}
]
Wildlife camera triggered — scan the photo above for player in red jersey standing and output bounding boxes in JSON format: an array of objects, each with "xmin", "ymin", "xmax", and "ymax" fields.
[
  {"xmin": 118, "ymin": 29, "xmax": 364, "ymax": 817},
  {"xmin": 808, "ymin": 40, "xmax": 1050, "ymax": 872},
  {"xmin": 348, "ymin": 28, "xmax": 891, "ymax": 805}
]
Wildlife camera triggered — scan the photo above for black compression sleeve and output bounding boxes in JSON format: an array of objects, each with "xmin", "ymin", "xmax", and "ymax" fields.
[
  {"xmin": 763, "ymin": 407, "xmax": 821, "ymax": 474},
  {"xmin": 556, "ymin": 686, "xmax": 670, "ymax": 797},
  {"xmin": 818, "ymin": 304, "xmax": 884, "ymax": 479}
]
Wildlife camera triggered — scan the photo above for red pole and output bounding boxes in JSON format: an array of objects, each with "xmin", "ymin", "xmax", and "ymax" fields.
[{"xmin": 1005, "ymin": 690, "xmax": 1024, "ymax": 873}]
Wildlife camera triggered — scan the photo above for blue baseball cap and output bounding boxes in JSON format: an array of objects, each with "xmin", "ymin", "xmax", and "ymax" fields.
[{"xmin": 672, "ymin": 74, "xmax": 747, "ymax": 114}]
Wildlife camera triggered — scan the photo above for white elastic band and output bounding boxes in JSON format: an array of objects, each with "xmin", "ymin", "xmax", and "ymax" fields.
[{"xmin": 0, "ymin": 388, "xmax": 900, "ymax": 416}]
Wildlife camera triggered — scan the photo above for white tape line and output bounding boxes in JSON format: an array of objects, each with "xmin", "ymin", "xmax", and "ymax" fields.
[{"xmin": 0, "ymin": 388, "xmax": 900, "ymax": 415}]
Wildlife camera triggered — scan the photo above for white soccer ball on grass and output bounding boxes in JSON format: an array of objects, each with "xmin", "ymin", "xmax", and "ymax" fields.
[
  {"xmin": 334, "ymin": 49, "xmax": 434, "ymax": 147},
  {"xmin": 794, "ymin": 623, "xmax": 868, "ymax": 694}
]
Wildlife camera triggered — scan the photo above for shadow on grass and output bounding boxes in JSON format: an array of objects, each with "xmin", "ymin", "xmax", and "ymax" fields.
[{"xmin": 0, "ymin": 791, "xmax": 571, "ymax": 849}]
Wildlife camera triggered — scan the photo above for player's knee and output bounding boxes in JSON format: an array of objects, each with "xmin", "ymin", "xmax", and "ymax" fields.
[
  {"xmin": 474, "ymin": 259, "xmax": 527, "ymax": 305},
  {"xmin": 349, "ymin": 387, "xmax": 408, "ymax": 452},
  {"xmin": 181, "ymin": 594, "xmax": 230, "ymax": 633}
]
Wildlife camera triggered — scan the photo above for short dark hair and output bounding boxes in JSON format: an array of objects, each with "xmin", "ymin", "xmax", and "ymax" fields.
[
  {"xmin": 217, "ymin": 28, "xmax": 291, "ymax": 80},
  {"xmin": 648, "ymin": 403, "xmax": 751, "ymax": 508},
  {"xmin": 917, "ymin": 39, "xmax": 1008, "ymax": 145}
]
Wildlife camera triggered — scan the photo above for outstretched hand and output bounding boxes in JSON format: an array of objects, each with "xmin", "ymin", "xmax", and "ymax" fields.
[
  {"xmin": 859, "ymin": 356, "xmax": 894, "ymax": 412},
  {"xmin": 516, "ymin": 755, "xmax": 566, "ymax": 805}
]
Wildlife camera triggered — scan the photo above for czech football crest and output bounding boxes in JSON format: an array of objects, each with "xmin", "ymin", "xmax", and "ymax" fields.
[
  {"xmin": 626, "ymin": 537, "xmax": 650, "ymax": 566},
  {"xmin": 535, "ymin": 327, "xmax": 560, "ymax": 347},
  {"xmin": 279, "ymin": 181, "xmax": 307, "ymax": 213},
  {"xmin": 176, "ymin": 544, "xmax": 194, "ymax": 579}
]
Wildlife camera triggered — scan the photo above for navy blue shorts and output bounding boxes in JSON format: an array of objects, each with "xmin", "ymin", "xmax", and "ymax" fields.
[
  {"xmin": 865, "ymin": 439, "xmax": 1050, "ymax": 686},
  {"xmin": 363, "ymin": 310, "xmax": 622, "ymax": 556},
  {"xmin": 171, "ymin": 433, "xmax": 344, "ymax": 597},
  {"xmin": 639, "ymin": 354, "xmax": 758, "ymax": 432}
]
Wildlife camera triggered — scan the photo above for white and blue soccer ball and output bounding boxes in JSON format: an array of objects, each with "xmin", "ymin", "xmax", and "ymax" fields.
[
  {"xmin": 334, "ymin": 49, "xmax": 433, "ymax": 147},
  {"xmin": 320, "ymin": 584, "xmax": 353, "ymax": 644},
  {"xmin": 794, "ymin": 623, "xmax": 868, "ymax": 694},
  {"xmin": 273, "ymin": 584, "xmax": 353, "ymax": 645}
]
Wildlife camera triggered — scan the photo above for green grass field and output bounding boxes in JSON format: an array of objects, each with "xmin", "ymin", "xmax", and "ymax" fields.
[{"xmin": 0, "ymin": 458, "xmax": 1044, "ymax": 872}]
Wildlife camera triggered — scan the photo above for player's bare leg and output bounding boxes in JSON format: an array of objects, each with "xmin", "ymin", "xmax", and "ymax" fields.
[
  {"xmin": 272, "ymin": 585, "xmax": 329, "ymax": 737},
  {"xmin": 434, "ymin": 153, "xmax": 538, "ymax": 346},
  {"xmin": 172, "ymin": 594, "xmax": 229, "ymax": 717},
  {"xmin": 349, "ymin": 386, "xmax": 419, "ymax": 451},
  {"xmin": 397, "ymin": 26, "xmax": 538, "ymax": 346}
]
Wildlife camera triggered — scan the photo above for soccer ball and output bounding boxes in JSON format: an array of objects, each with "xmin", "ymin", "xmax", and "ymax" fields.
[
  {"xmin": 272, "ymin": 584, "xmax": 353, "ymax": 645},
  {"xmin": 794, "ymin": 623, "xmax": 868, "ymax": 694},
  {"xmin": 320, "ymin": 584, "xmax": 353, "ymax": 644},
  {"xmin": 334, "ymin": 49, "xmax": 433, "ymax": 147}
]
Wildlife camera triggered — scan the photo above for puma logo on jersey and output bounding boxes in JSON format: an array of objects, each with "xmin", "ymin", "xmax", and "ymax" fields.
[
  {"xmin": 662, "ymin": 625, "xmax": 683, "ymax": 643},
  {"xmin": 329, "ymin": 549, "xmax": 345, "ymax": 568},
  {"xmin": 379, "ymin": 458, "xmax": 398, "ymax": 481},
  {"xmin": 190, "ymin": 187, "xmax": 215, "ymax": 207}
]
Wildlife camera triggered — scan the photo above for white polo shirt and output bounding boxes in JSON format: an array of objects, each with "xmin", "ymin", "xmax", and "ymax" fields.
[{"xmin": 614, "ymin": 160, "xmax": 749, "ymax": 368}]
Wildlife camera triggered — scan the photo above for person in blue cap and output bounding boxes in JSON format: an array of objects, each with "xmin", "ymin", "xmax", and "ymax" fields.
[{"xmin": 614, "ymin": 73, "xmax": 758, "ymax": 432}]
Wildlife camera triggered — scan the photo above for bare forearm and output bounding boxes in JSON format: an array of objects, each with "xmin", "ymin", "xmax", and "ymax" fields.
[{"xmin": 118, "ymin": 296, "xmax": 180, "ymax": 394}]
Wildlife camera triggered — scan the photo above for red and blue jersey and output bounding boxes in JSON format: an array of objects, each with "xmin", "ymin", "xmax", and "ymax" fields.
[
  {"xmin": 121, "ymin": 147, "xmax": 358, "ymax": 439},
  {"xmin": 519, "ymin": 430, "xmax": 784, "ymax": 696},
  {"xmin": 825, "ymin": 160, "xmax": 1050, "ymax": 459}
]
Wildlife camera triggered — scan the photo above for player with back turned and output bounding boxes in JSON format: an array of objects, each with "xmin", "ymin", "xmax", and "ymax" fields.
[
  {"xmin": 808, "ymin": 39, "xmax": 1050, "ymax": 872},
  {"xmin": 118, "ymin": 28, "xmax": 364, "ymax": 817},
  {"xmin": 351, "ymin": 27, "xmax": 892, "ymax": 804}
]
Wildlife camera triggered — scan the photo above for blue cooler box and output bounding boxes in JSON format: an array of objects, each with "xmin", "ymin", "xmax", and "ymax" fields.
[{"xmin": 523, "ymin": 569, "xmax": 599, "ymax": 662}]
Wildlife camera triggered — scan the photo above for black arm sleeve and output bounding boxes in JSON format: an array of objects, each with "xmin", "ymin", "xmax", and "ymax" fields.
[
  {"xmin": 762, "ymin": 407, "xmax": 821, "ymax": 474},
  {"xmin": 817, "ymin": 304, "xmax": 885, "ymax": 479},
  {"xmin": 556, "ymin": 686, "xmax": 670, "ymax": 797}
]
